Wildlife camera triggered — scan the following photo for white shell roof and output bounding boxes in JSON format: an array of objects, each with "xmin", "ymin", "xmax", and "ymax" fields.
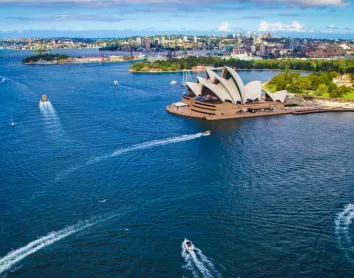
[
  {"xmin": 223, "ymin": 66, "xmax": 247, "ymax": 104},
  {"xmin": 244, "ymin": 81, "xmax": 262, "ymax": 101},
  {"xmin": 205, "ymin": 67, "xmax": 219, "ymax": 83},
  {"xmin": 214, "ymin": 75, "xmax": 241, "ymax": 104},
  {"xmin": 185, "ymin": 82, "xmax": 201, "ymax": 96},
  {"xmin": 201, "ymin": 83, "xmax": 232, "ymax": 102},
  {"xmin": 265, "ymin": 90, "xmax": 287, "ymax": 103}
]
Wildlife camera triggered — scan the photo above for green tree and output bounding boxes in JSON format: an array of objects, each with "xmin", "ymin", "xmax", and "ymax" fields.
[{"xmin": 315, "ymin": 84, "xmax": 328, "ymax": 96}]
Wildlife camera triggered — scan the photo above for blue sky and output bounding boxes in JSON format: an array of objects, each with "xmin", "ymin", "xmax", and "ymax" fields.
[{"xmin": 0, "ymin": 0, "xmax": 353, "ymax": 38}]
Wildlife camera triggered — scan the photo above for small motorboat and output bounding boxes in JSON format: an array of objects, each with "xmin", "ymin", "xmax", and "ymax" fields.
[
  {"xmin": 170, "ymin": 80, "xmax": 177, "ymax": 85},
  {"xmin": 10, "ymin": 114, "xmax": 15, "ymax": 127},
  {"xmin": 184, "ymin": 239, "xmax": 194, "ymax": 252},
  {"xmin": 204, "ymin": 130, "xmax": 211, "ymax": 135},
  {"xmin": 41, "ymin": 94, "xmax": 48, "ymax": 102},
  {"xmin": 113, "ymin": 80, "xmax": 119, "ymax": 85}
]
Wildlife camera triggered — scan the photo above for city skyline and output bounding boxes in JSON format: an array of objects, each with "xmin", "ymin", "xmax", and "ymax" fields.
[{"xmin": 0, "ymin": 0, "xmax": 354, "ymax": 38}]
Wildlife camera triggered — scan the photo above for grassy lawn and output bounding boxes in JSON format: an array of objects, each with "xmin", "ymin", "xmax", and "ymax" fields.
[{"xmin": 342, "ymin": 91, "xmax": 354, "ymax": 99}]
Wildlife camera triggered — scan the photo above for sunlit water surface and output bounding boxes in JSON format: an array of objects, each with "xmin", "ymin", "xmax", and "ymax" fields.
[{"xmin": 0, "ymin": 49, "xmax": 354, "ymax": 277}]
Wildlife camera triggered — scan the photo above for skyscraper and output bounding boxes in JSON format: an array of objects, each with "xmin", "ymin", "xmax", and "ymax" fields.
[
  {"xmin": 142, "ymin": 38, "xmax": 151, "ymax": 50},
  {"xmin": 183, "ymin": 36, "xmax": 188, "ymax": 43},
  {"xmin": 136, "ymin": 37, "xmax": 142, "ymax": 46},
  {"xmin": 286, "ymin": 38, "xmax": 300, "ymax": 50}
]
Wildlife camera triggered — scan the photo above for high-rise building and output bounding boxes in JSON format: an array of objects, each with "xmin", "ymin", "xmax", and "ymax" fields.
[
  {"xmin": 142, "ymin": 38, "xmax": 151, "ymax": 50},
  {"xmin": 194, "ymin": 36, "xmax": 197, "ymax": 43},
  {"xmin": 286, "ymin": 38, "xmax": 300, "ymax": 50},
  {"xmin": 183, "ymin": 36, "xmax": 188, "ymax": 43},
  {"xmin": 136, "ymin": 37, "xmax": 142, "ymax": 46},
  {"xmin": 253, "ymin": 32, "xmax": 257, "ymax": 43},
  {"xmin": 161, "ymin": 36, "xmax": 165, "ymax": 45}
]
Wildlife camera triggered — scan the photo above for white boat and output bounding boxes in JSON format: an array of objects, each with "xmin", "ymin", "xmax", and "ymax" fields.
[
  {"xmin": 170, "ymin": 80, "xmax": 177, "ymax": 85},
  {"xmin": 113, "ymin": 80, "xmax": 119, "ymax": 85},
  {"xmin": 184, "ymin": 239, "xmax": 194, "ymax": 252},
  {"xmin": 11, "ymin": 115, "xmax": 15, "ymax": 127}
]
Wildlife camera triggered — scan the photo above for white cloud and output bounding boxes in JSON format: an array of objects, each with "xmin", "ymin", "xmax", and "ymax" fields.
[
  {"xmin": 258, "ymin": 20, "xmax": 304, "ymax": 32},
  {"xmin": 0, "ymin": 0, "xmax": 349, "ymax": 6},
  {"xmin": 218, "ymin": 22, "xmax": 233, "ymax": 32},
  {"xmin": 279, "ymin": 0, "xmax": 348, "ymax": 6}
]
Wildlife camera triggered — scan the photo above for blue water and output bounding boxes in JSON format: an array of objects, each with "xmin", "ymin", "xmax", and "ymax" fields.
[{"xmin": 1, "ymin": 49, "xmax": 354, "ymax": 277}]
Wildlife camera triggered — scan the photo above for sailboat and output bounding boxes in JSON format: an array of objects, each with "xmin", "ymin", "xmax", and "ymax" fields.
[{"xmin": 181, "ymin": 70, "xmax": 192, "ymax": 86}]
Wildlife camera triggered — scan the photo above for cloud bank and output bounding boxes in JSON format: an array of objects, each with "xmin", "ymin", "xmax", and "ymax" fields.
[{"xmin": 258, "ymin": 20, "xmax": 304, "ymax": 32}]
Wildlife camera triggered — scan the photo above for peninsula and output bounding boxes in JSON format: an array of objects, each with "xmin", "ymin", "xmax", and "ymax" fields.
[
  {"xmin": 129, "ymin": 56, "xmax": 354, "ymax": 73},
  {"xmin": 166, "ymin": 66, "xmax": 354, "ymax": 121},
  {"xmin": 22, "ymin": 53, "xmax": 147, "ymax": 65}
]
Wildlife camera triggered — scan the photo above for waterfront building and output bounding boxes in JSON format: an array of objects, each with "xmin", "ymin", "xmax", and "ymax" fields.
[
  {"xmin": 166, "ymin": 66, "xmax": 287, "ymax": 120},
  {"xmin": 333, "ymin": 74, "xmax": 353, "ymax": 87}
]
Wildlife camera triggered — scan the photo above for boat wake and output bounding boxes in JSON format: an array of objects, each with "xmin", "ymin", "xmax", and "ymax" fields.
[
  {"xmin": 0, "ymin": 77, "xmax": 6, "ymax": 84},
  {"xmin": 182, "ymin": 240, "xmax": 220, "ymax": 278},
  {"xmin": 335, "ymin": 204, "xmax": 354, "ymax": 264},
  {"xmin": 39, "ymin": 101, "xmax": 56, "ymax": 115},
  {"xmin": 0, "ymin": 214, "xmax": 119, "ymax": 275},
  {"xmin": 56, "ymin": 133, "xmax": 209, "ymax": 181},
  {"xmin": 39, "ymin": 100, "xmax": 63, "ymax": 136}
]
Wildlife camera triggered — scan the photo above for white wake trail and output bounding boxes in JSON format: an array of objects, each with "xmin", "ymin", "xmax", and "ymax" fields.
[
  {"xmin": 182, "ymin": 245, "xmax": 199, "ymax": 278},
  {"xmin": 39, "ymin": 100, "xmax": 63, "ymax": 136},
  {"xmin": 195, "ymin": 248, "xmax": 221, "ymax": 277},
  {"xmin": 335, "ymin": 204, "xmax": 354, "ymax": 264},
  {"xmin": 190, "ymin": 251, "xmax": 213, "ymax": 278},
  {"xmin": 0, "ymin": 215, "xmax": 118, "ymax": 275},
  {"xmin": 57, "ymin": 133, "xmax": 209, "ymax": 181}
]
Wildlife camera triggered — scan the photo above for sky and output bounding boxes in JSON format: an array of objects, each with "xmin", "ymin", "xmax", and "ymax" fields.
[{"xmin": 0, "ymin": 0, "xmax": 353, "ymax": 38}]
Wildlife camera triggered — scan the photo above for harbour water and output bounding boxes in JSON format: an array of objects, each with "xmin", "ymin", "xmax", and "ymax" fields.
[{"xmin": 1, "ymin": 49, "xmax": 354, "ymax": 277}]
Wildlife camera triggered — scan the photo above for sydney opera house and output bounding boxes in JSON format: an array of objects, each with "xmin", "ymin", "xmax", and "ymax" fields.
[{"xmin": 166, "ymin": 66, "xmax": 289, "ymax": 120}]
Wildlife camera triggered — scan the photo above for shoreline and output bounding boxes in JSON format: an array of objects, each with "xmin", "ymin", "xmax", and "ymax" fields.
[
  {"xmin": 129, "ymin": 68, "xmax": 310, "ymax": 73},
  {"xmin": 166, "ymin": 105, "xmax": 354, "ymax": 121}
]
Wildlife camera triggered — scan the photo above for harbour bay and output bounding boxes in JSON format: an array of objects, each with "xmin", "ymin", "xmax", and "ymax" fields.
[{"xmin": 1, "ymin": 49, "xmax": 354, "ymax": 277}]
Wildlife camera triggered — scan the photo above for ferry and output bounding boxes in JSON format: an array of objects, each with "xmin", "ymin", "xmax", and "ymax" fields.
[
  {"xmin": 41, "ymin": 94, "xmax": 48, "ymax": 102},
  {"xmin": 184, "ymin": 239, "xmax": 194, "ymax": 252}
]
